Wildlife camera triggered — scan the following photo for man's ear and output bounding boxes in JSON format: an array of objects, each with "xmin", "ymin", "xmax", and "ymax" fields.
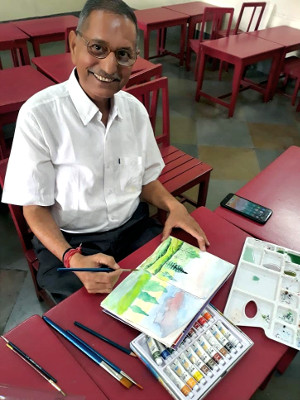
[{"xmin": 69, "ymin": 30, "xmax": 77, "ymax": 65}]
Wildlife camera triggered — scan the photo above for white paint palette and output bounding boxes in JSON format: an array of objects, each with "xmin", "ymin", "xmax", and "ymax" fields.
[{"xmin": 224, "ymin": 237, "xmax": 300, "ymax": 350}]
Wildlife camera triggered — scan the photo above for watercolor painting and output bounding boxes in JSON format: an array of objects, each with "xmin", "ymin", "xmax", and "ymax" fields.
[{"xmin": 101, "ymin": 237, "xmax": 234, "ymax": 346}]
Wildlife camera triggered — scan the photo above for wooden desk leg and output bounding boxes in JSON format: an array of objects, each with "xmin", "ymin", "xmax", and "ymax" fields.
[
  {"xmin": 266, "ymin": 50, "xmax": 285, "ymax": 101},
  {"xmin": 142, "ymin": 29, "xmax": 150, "ymax": 60},
  {"xmin": 11, "ymin": 49, "xmax": 20, "ymax": 67},
  {"xmin": 197, "ymin": 173, "xmax": 211, "ymax": 207},
  {"xmin": 229, "ymin": 62, "xmax": 244, "ymax": 118},
  {"xmin": 19, "ymin": 43, "xmax": 31, "ymax": 65},
  {"xmin": 195, "ymin": 50, "xmax": 207, "ymax": 101},
  {"xmin": 31, "ymin": 39, "xmax": 41, "ymax": 57},
  {"xmin": 179, "ymin": 23, "xmax": 187, "ymax": 66}
]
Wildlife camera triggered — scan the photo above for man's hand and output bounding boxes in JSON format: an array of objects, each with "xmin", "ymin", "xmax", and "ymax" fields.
[
  {"xmin": 70, "ymin": 252, "xmax": 123, "ymax": 294},
  {"xmin": 161, "ymin": 203, "xmax": 210, "ymax": 251}
]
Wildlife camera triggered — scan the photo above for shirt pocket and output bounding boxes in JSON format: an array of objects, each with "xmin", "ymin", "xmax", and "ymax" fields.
[{"xmin": 117, "ymin": 156, "xmax": 143, "ymax": 193}]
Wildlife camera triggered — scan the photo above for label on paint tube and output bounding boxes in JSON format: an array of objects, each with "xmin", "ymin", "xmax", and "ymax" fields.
[
  {"xmin": 184, "ymin": 348, "xmax": 212, "ymax": 377},
  {"xmin": 198, "ymin": 335, "xmax": 225, "ymax": 365},
  {"xmin": 165, "ymin": 366, "xmax": 193, "ymax": 397},
  {"xmin": 192, "ymin": 341, "xmax": 218, "ymax": 371},
  {"xmin": 204, "ymin": 331, "xmax": 230, "ymax": 359},
  {"xmin": 171, "ymin": 359, "xmax": 198, "ymax": 390},
  {"xmin": 210, "ymin": 325, "xmax": 235, "ymax": 353},
  {"xmin": 146, "ymin": 336, "xmax": 163, "ymax": 366},
  {"xmin": 216, "ymin": 320, "xmax": 242, "ymax": 348},
  {"xmin": 178, "ymin": 353, "xmax": 206, "ymax": 384}
]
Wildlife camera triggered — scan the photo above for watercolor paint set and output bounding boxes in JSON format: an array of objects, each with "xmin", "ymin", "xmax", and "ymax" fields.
[
  {"xmin": 224, "ymin": 237, "xmax": 300, "ymax": 350},
  {"xmin": 130, "ymin": 304, "xmax": 253, "ymax": 400}
]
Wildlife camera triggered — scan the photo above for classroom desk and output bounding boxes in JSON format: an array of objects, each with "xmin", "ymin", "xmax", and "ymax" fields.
[
  {"xmin": 13, "ymin": 15, "xmax": 78, "ymax": 57},
  {"xmin": 134, "ymin": 7, "xmax": 188, "ymax": 65},
  {"xmin": 0, "ymin": 22, "xmax": 30, "ymax": 66},
  {"xmin": 195, "ymin": 33, "xmax": 284, "ymax": 117},
  {"xmin": 163, "ymin": 2, "xmax": 213, "ymax": 46},
  {"xmin": 41, "ymin": 207, "xmax": 293, "ymax": 400},
  {"xmin": 215, "ymin": 145, "xmax": 300, "ymax": 252},
  {"xmin": 246, "ymin": 25, "xmax": 300, "ymax": 96},
  {"xmin": 0, "ymin": 315, "xmax": 106, "ymax": 399}
]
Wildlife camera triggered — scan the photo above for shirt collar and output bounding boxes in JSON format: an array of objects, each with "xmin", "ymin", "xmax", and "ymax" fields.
[{"xmin": 67, "ymin": 69, "xmax": 123, "ymax": 126}]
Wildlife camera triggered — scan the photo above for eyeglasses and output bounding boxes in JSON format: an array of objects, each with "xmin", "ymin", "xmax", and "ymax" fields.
[{"xmin": 76, "ymin": 30, "xmax": 138, "ymax": 67}]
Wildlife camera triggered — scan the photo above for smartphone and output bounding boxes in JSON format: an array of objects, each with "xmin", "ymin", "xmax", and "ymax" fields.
[{"xmin": 220, "ymin": 193, "xmax": 272, "ymax": 224}]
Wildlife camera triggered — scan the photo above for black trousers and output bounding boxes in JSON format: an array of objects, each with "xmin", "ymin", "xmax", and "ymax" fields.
[{"xmin": 33, "ymin": 202, "xmax": 162, "ymax": 300}]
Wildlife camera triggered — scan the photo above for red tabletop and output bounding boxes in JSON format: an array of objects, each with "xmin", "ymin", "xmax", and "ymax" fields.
[
  {"xmin": 0, "ymin": 66, "xmax": 53, "ymax": 114},
  {"xmin": 0, "ymin": 22, "xmax": 30, "ymax": 65},
  {"xmin": 0, "ymin": 22, "xmax": 29, "ymax": 43},
  {"xmin": 13, "ymin": 15, "xmax": 78, "ymax": 38},
  {"xmin": 247, "ymin": 25, "xmax": 300, "ymax": 53},
  {"xmin": 215, "ymin": 146, "xmax": 300, "ymax": 252},
  {"xmin": 43, "ymin": 207, "xmax": 291, "ymax": 400},
  {"xmin": 135, "ymin": 7, "xmax": 188, "ymax": 26},
  {"xmin": 196, "ymin": 33, "xmax": 284, "ymax": 117},
  {"xmin": 163, "ymin": 1, "xmax": 211, "ymax": 17},
  {"xmin": 0, "ymin": 315, "xmax": 107, "ymax": 399}
]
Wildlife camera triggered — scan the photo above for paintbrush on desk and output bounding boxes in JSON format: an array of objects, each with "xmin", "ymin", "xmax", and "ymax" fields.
[
  {"xmin": 42, "ymin": 316, "xmax": 132, "ymax": 389},
  {"xmin": 74, "ymin": 321, "xmax": 137, "ymax": 357},
  {"xmin": 67, "ymin": 330, "xmax": 143, "ymax": 390},
  {"xmin": 1, "ymin": 335, "xmax": 66, "ymax": 397}
]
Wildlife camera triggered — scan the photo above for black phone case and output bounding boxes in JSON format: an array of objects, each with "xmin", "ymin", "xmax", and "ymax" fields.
[{"xmin": 220, "ymin": 193, "xmax": 272, "ymax": 224}]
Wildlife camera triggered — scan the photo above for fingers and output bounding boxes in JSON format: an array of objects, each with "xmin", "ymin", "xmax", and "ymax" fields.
[{"xmin": 76, "ymin": 267, "xmax": 122, "ymax": 294}]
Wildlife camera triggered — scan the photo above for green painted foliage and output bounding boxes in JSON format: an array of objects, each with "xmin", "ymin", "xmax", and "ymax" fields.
[
  {"xmin": 130, "ymin": 305, "xmax": 149, "ymax": 316},
  {"xmin": 144, "ymin": 279, "xmax": 167, "ymax": 292},
  {"xmin": 140, "ymin": 237, "xmax": 172, "ymax": 270},
  {"xmin": 148, "ymin": 238, "xmax": 183, "ymax": 274},
  {"xmin": 138, "ymin": 291, "xmax": 159, "ymax": 304}
]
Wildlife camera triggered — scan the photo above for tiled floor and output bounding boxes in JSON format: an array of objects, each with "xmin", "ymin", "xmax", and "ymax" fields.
[{"xmin": 1, "ymin": 24, "xmax": 300, "ymax": 400}]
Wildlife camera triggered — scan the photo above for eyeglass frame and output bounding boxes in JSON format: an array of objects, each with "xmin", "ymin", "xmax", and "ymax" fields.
[{"xmin": 76, "ymin": 30, "xmax": 139, "ymax": 67}]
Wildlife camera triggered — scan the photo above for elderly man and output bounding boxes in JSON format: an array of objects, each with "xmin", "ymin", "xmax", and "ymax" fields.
[{"xmin": 2, "ymin": 0, "xmax": 209, "ymax": 301}]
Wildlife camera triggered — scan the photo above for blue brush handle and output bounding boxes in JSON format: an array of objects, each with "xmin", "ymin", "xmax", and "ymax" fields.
[
  {"xmin": 66, "ymin": 330, "xmax": 121, "ymax": 374},
  {"xmin": 57, "ymin": 267, "xmax": 114, "ymax": 272}
]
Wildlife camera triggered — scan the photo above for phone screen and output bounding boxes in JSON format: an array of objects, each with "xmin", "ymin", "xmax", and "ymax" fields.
[{"xmin": 225, "ymin": 195, "xmax": 255, "ymax": 214}]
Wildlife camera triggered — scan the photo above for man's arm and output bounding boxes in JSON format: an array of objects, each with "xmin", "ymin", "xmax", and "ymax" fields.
[
  {"xmin": 141, "ymin": 180, "xmax": 210, "ymax": 251},
  {"xmin": 23, "ymin": 205, "xmax": 122, "ymax": 293}
]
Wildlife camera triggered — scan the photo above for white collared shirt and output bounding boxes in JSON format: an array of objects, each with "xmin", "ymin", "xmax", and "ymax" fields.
[{"xmin": 2, "ymin": 70, "xmax": 164, "ymax": 233}]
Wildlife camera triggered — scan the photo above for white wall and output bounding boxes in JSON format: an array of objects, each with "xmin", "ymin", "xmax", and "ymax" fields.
[{"xmin": 1, "ymin": 0, "xmax": 300, "ymax": 29}]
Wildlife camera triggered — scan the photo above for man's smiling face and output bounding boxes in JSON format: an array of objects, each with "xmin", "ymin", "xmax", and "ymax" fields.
[{"xmin": 70, "ymin": 10, "xmax": 137, "ymax": 108}]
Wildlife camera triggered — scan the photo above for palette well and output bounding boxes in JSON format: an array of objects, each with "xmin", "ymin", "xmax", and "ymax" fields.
[
  {"xmin": 130, "ymin": 304, "xmax": 253, "ymax": 400},
  {"xmin": 224, "ymin": 237, "xmax": 300, "ymax": 350}
]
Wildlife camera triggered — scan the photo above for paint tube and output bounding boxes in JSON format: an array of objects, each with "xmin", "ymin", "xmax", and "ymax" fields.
[
  {"xmin": 201, "ymin": 309, "xmax": 214, "ymax": 322},
  {"xmin": 146, "ymin": 336, "xmax": 163, "ymax": 366},
  {"xmin": 204, "ymin": 331, "xmax": 231, "ymax": 359},
  {"xmin": 210, "ymin": 325, "xmax": 236, "ymax": 353},
  {"xmin": 170, "ymin": 359, "xmax": 199, "ymax": 390},
  {"xmin": 165, "ymin": 366, "xmax": 193, "ymax": 398},
  {"xmin": 155, "ymin": 340, "xmax": 172, "ymax": 360},
  {"xmin": 178, "ymin": 352, "xmax": 207, "ymax": 385},
  {"xmin": 215, "ymin": 320, "xmax": 243, "ymax": 348},
  {"xmin": 198, "ymin": 335, "xmax": 225, "ymax": 365},
  {"xmin": 191, "ymin": 340, "xmax": 219, "ymax": 371},
  {"xmin": 184, "ymin": 347, "xmax": 213, "ymax": 378}
]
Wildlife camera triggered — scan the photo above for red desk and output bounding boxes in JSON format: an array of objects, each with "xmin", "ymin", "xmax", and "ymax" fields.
[
  {"xmin": 0, "ymin": 315, "xmax": 107, "ymax": 399},
  {"xmin": 42, "ymin": 207, "xmax": 292, "ymax": 400},
  {"xmin": 13, "ymin": 15, "xmax": 78, "ymax": 57},
  {"xmin": 134, "ymin": 7, "xmax": 188, "ymax": 65},
  {"xmin": 247, "ymin": 25, "xmax": 300, "ymax": 96},
  {"xmin": 0, "ymin": 66, "xmax": 53, "ymax": 158},
  {"xmin": 215, "ymin": 146, "xmax": 300, "ymax": 252},
  {"xmin": 0, "ymin": 22, "xmax": 30, "ymax": 66},
  {"xmin": 31, "ymin": 54, "xmax": 159, "ymax": 84},
  {"xmin": 163, "ymin": 2, "xmax": 213, "ymax": 46},
  {"xmin": 195, "ymin": 33, "xmax": 284, "ymax": 117}
]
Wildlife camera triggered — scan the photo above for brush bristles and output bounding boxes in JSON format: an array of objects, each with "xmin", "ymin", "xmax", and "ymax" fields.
[{"xmin": 120, "ymin": 376, "xmax": 133, "ymax": 389}]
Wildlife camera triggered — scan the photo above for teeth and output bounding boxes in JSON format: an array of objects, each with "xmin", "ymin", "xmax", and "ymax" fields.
[{"xmin": 93, "ymin": 72, "xmax": 113, "ymax": 82}]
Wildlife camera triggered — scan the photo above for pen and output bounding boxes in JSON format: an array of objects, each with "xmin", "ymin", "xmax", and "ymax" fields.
[
  {"xmin": 57, "ymin": 267, "xmax": 133, "ymax": 272},
  {"xmin": 1, "ymin": 336, "xmax": 66, "ymax": 397},
  {"xmin": 67, "ymin": 330, "xmax": 143, "ymax": 389},
  {"xmin": 42, "ymin": 316, "xmax": 132, "ymax": 389},
  {"xmin": 74, "ymin": 321, "xmax": 137, "ymax": 357}
]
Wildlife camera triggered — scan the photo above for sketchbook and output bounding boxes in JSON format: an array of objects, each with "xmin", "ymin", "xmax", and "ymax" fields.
[{"xmin": 101, "ymin": 236, "xmax": 235, "ymax": 348}]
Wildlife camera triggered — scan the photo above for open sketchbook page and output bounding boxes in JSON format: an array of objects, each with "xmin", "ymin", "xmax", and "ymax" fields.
[{"xmin": 101, "ymin": 237, "xmax": 234, "ymax": 347}]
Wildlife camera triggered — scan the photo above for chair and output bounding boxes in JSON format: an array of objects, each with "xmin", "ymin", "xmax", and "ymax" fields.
[
  {"xmin": 124, "ymin": 77, "xmax": 212, "ymax": 220},
  {"xmin": 185, "ymin": 7, "xmax": 234, "ymax": 80},
  {"xmin": 0, "ymin": 66, "xmax": 53, "ymax": 159},
  {"xmin": 0, "ymin": 159, "xmax": 56, "ymax": 308},
  {"xmin": 218, "ymin": 2, "xmax": 266, "ymax": 37},
  {"xmin": 281, "ymin": 56, "xmax": 300, "ymax": 106}
]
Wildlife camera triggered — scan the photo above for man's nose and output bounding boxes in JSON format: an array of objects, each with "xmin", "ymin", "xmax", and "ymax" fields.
[{"xmin": 100, "ymin": 51, "xmax": 119, "ymax": 74}]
